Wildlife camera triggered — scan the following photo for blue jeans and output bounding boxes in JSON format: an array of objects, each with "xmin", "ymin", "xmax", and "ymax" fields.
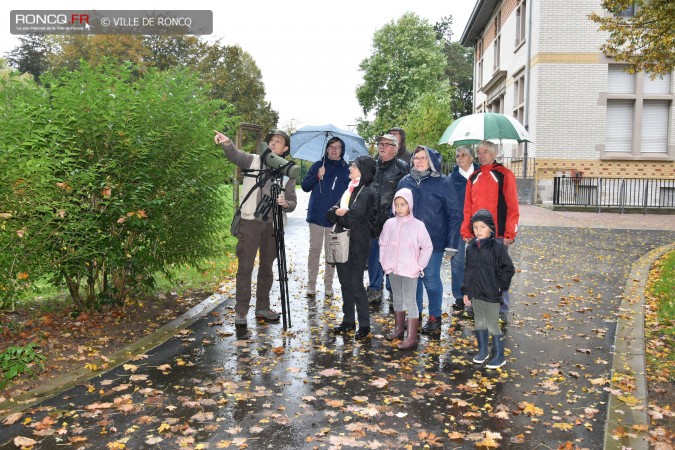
[
  {"xmin": 367, "ymin": 238, "xmax": 390, "ymax": 292},
  {"xmin": 450, "ymin": 239, "xmax": 466, "ymax": 301},
  {"xmin": 416, "ymin": 251, "xmax": 444, "ymax": 318},
  {"xmin": 496, "ymin": 237, "xmax": 510, "ymax": 314}
]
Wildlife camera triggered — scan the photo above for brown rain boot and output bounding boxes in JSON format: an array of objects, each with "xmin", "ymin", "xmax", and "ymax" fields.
[
  {"xmin": 397, "ymin": 318, "xmax": 419, "ymax": 349},
  {"xmin": 387, "ymin": 311, "xmax": 406, "ymax": 340}
]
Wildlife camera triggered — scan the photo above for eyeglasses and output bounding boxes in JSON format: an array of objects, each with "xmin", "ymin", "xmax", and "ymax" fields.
[
  {"xmin": 413, "ymin": 156, "xmax": 427, "ymax": 161},
  {"xmin": 377, "ymin": 142, "xmax": 396, "ymax": 148},
  {"xmin": 328, "ymin": 145, "xmax": 342, "ymax": 150}
]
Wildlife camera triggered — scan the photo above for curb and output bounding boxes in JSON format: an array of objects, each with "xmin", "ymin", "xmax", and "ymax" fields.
[
  {"xmin": 0, "ymin": 293, "xmax": 228, "ymax": 417},
  {"xmin": 603, "ymin": 242, "xmax": 675, "ymax": 450}
]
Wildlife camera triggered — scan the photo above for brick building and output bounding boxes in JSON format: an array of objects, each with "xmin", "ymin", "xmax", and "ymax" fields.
[{"xmin": 460, "ymin": 0, "xmax": 675, "ymax": 204}]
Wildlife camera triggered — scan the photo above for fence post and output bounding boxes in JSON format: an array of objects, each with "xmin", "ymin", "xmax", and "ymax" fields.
[
  {"xmin": 597, "ymin": 178, "xmax": 602, "ymax": 213},
  {"xmin": 643, "ymin": 180, "xmax": 649, "ymax": 215}
]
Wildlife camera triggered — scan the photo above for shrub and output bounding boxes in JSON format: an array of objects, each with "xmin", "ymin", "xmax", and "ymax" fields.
[
  {"xmin": 0, "ymin": 343, "xmax": 46, "ymax": 389},
  {"xmin": 0, "ymin": 61, "xmax": 239, "ymax": 309}
]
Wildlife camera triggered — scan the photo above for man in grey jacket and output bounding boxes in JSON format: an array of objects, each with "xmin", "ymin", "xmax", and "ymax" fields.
[{"xmin": 214, "ymin": 130, "xmax": 297, "ymax": 328}]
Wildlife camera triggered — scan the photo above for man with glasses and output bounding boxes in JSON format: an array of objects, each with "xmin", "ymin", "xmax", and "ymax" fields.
[
  {"xmin": 387, "ymin": 127, "xmax": 412, "ymax": 165},
  {"xmin": 367, "ymin": 134, "xmax": 409, "ymax": 305}
]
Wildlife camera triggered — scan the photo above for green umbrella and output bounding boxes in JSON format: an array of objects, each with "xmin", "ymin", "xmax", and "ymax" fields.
[{"xmin": 438, "ymin": 112, "xmax": 532, "ymax": 145}]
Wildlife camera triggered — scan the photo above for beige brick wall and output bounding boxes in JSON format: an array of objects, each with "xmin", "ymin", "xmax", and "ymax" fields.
[
  {"xmin": 535, "ymin": 159, "xmax": 675, "ymax": 203},
  {"xmin": 535, "ymin": 159, "xmax": 675, "ymax": 179}
]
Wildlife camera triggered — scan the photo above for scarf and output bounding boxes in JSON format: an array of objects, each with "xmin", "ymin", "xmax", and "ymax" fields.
[
  {"xmin": 411, "ymin": 168, "xmax": 431, "ymax": 181},
  {"xmin": 340, "ymin": 177, "xmax": 360, "ymax": 209},
  {"xmin": 459, "ymin": 165, "xmax": 475, "ymax": 179}
]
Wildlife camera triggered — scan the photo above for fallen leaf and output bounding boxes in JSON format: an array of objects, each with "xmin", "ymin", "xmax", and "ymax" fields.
[
  {"xmin": 3, "ymin": 412, "xmax": 21, "ymax": 425},
  {"xmin": 371, "ymin": 377, "xmax": 388, "ymax": 388},
  {"xmin": 318, "ymin": 368, "xmax": 343, "ymax": 377},
  {"xmin": 14, "ymin": 436, "xmax": 37, "ymax": 447}
]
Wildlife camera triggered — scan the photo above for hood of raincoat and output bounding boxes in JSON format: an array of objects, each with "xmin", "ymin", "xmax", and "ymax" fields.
[{"xmin": 391, "ymin": 187, "xmax": 414, "ymax": 216}]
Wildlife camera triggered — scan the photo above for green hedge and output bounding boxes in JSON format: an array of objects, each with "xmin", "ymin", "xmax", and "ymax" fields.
[{"xmin": 0, "ymin": 62, "xmax": 238, "ymax": 309}]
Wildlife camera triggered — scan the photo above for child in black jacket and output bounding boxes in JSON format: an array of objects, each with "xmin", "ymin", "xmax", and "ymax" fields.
[{"xmin": 462, "ymin": 209, "xmax": 515, "ymax": 368}]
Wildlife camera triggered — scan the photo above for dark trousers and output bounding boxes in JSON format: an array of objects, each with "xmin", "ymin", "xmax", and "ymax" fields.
[
  {"xmin": 235, "ymin": 219, "xmax": 277, "ymax": 316},
  {"xmin": 336, "ymin": 263, "xmax": 370, "ymax": 327}
]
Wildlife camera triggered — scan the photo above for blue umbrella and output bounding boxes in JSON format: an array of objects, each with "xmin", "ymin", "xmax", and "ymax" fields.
[{"xmin": 290, "ymin": 124, "xmax": 368, "ymax": 162}]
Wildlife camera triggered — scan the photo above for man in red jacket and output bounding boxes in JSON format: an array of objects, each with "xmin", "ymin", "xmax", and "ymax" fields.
[{"xmin": 460, "ymin": 141, "xmax": 519, "ymax": 323}]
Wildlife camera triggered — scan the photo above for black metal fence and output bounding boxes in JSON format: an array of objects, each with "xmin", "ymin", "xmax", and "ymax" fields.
[{"xmin": 553, "ymin": 177, "xmax": 675, "ymax": 212}]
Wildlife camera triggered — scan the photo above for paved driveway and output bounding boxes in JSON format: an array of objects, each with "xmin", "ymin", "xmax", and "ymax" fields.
[{"xmin": 1, "ymin": 192, "xmax": 673, "ymax": 449}]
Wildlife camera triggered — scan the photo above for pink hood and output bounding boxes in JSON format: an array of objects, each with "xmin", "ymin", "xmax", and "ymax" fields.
[{"xmin": 391, "ymin": 188, "xmax": 414, "ymax": 215}]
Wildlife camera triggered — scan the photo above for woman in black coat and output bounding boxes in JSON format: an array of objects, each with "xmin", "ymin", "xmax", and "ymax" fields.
[{"xmin": 326, "ymin": 156, "xmax": 377, "ymax": 339}]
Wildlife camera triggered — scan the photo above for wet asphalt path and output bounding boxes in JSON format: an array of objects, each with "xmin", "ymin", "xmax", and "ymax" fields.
[{"xmin": 0, "ymin": 197, "xmax": 673, "ymax": 449}]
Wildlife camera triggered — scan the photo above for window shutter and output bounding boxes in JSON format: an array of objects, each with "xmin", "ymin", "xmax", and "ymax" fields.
[
  {"xmin": 644, "ymin": 73, "xmax": 671, "ymax": 94},
  {"xmin": 641, "ymin": 101, "xmax": 669, "ymax": 153},
  {"xmin": 608, "ymin": 66, "xmax": 634, "ymax": 94},
  {"xmin": 606, "ymin": 100, "xmax": 633, "ymax": 152}
]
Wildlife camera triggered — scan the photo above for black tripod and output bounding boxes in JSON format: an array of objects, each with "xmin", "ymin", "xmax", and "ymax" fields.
[{"xmin": 254, "ymin": 172, "xmax": 291, "ymax": 328}]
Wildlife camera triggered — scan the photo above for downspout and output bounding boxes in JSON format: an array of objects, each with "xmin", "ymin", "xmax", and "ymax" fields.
[{"xmin": 523, "ymin": 0, "xmax": 533, "ymax": 180}]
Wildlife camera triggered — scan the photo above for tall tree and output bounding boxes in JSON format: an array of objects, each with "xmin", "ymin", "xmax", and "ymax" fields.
[
  {"xmin": 435, "ymin": 16, "xmax": 474, "ymax": 119},
  {"xmin": 45, "ymin": 35, "xmax": 278, "ymax": 131},
  {"xmin": 142, "ymin": 35, "xmax": 202, "ymax": 70},
  {"xmin": 49, "ymin": 35, "xmax": 149, "ymax": 73},
  {"xmin": 356, "ymin": 12, "xmax": 446, "ymax": 139},
  {"xmin": 402, "ymin": 85, "xmax": 454, "ymax": 156},
  {"xmin": 4, "ymin": 34, "xmax": 53, "ymax": 81},
  {"xmin": 190, "ymin": 41, "xmax": 278, "ymax": 133},
  {"xmin": 590, "ymin": 0, "xmax": 675, "ymax": 76}
]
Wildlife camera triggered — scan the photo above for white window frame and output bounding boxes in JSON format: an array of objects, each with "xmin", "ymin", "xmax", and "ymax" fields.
[
  {"xmin": 492, "ymin": 12, "xmax": 501, "ymax": 73},
  {"xmin": 515, "ymin": 1, "xmax": 526, "ymax": 48},
  {"xmin": 601, "ymin": 65, "xmax": 673, "ymax": 160}
]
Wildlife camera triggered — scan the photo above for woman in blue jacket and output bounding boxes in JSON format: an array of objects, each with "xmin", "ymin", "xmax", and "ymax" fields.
[
  {"xmin": 301, "ymin": 137, "xmax": 350, "ymax": 297},
  {"xmin": 397, "ymin": 146, "xmax": 463, "ymax": 334}
]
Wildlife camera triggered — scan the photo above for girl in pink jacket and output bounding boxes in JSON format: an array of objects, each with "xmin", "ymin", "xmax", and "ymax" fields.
[{"xmin": 379, "ymin": 188, "xmax": 433, "ymax": 349}]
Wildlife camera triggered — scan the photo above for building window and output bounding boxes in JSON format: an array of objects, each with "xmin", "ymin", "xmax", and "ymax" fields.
[
  {"xmin": 605, "ymin": 65, "xmax": 672, "ymax": 156},
  {"xmin": 513, "ymin": 74, "xmax": 526, "ymax": 157},
  {"xmin": 476, "ymin": 40, "xmax": 483, "ymax": 89},
  {"xmin": 617, "ymin": 2, "xmax": 636, "ymax": 17},
  {"xmin": 515, "ymin": 1, "xmax": 526, "ymax": 47},
  {"xmin": 489, "ymin": 95, "xmax": 504, "ymax": 114},
  {"xmin": 492, "ymin": 12, "xmax": 501, "ymax": 73},
  {"xmin": 513, "ymin": 74, "xmax": 525, "ymax": 124}
]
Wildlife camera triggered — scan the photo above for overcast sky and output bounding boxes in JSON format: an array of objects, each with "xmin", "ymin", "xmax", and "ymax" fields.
[{"xmin": 1, "ymin": 1, "xmax": 476, "ymax": 130}]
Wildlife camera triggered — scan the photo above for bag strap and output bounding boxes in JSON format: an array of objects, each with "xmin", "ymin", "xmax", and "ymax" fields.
[{"xmin": 238, "ymin": 170, "xmax": 271, "ymax": 209}]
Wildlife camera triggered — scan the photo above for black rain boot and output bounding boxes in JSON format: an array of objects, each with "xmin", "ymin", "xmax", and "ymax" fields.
[
  {"xmin": 472, "ymin": 329, "xmax": 490, "ymax": 363},
  {"xmin": 486, "ymin": 334, "xmax": 506, "ymax": 368}
]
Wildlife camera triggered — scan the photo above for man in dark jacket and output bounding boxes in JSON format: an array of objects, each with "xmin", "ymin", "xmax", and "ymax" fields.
[
  {"xmin": 388, "ymin": 127, "xmax": 412, "ymax": 165},
  {"xmin": 301, "ymin": 137, "xmax": 350, "ymax": 298},
  {"xmin": 367, "ymin": 134, "xmax": 409, "ymax": 304}
]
